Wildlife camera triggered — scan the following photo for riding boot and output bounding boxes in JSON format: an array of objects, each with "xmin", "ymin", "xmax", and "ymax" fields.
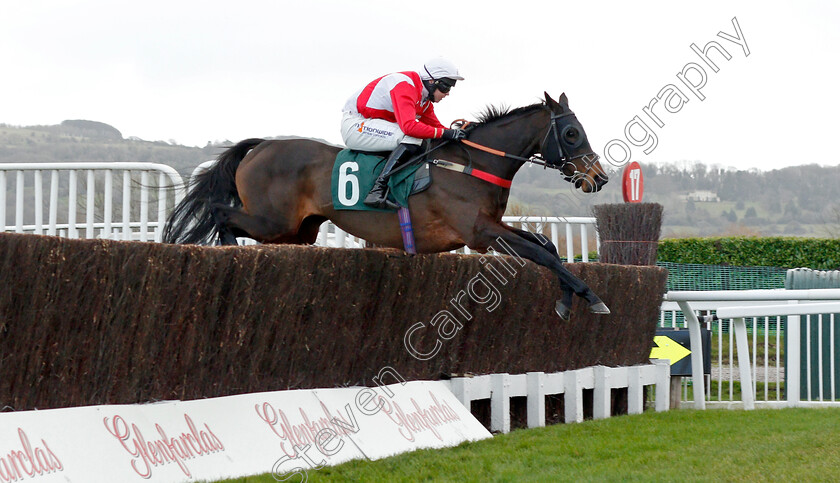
[{"xmin": 363, "ymin": 143, "xmax": 414, "ymax": 210}]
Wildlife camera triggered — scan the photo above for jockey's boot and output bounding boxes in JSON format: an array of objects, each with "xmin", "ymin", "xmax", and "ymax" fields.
[{"xmin": 363, "ymin": 143, "xmax": 417, "ymax": 210}]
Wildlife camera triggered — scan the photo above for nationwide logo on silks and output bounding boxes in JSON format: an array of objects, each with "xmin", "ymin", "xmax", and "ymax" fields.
[{"xmin": 357, "ymin": 122, "xmax": 395, "ymax": 139}]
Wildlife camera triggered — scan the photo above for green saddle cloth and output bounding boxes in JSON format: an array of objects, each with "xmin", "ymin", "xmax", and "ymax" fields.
[{"xmin": 331, "ymin": 149, "xmax": 423, "ymax": 212}]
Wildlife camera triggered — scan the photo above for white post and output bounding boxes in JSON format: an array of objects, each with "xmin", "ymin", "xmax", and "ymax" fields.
[
  {"xmin": 787, "ymin": 302, "xmax": 801, "ymax": 407},
  {"xmin": 104, "ymin": 172, "xmax": 113, "ymax": 238},
  {"xmin": 580, "ymin": 223, "xmax": 589, "ymax": 263},
  {"xmin": 319, "ymin": 222, "xmax": 329, "ymax": 246},
  {"xmin": 818, "ymin": 314, "xmax": 824, "ymax": 401},
  {"xmin": 677, "ymin": 300, "xmax": 706, "ymax": 409},
  {"xmin": 654, "ymin": 359, "xmax": 671, "ymax": 412},
  {"xmin": 564, "ymin": 369, "xmax": 584, "ymax": 423},
  {"xmin": 627, "ymin": 366, "xmax": 644, "ymax": 414},
  {"xmin": 68, "ymin": 170, "xmax": 77, "ymax": 238},
  {"xmin": 122, "ymin": 170, "xmax": 131, "ymax": 240},
  {"xmin": 140, "ymin": 171, "xmax": 149, "ymax": 242},
  {"xmin": 490, "ymin": 373, "xmax": 510, "ymax": 433},
  {"xmin": 48, "ymin": 170, "xmax": 59, "ymax": 236},
  {"xmin": 449, "ymin": 377, "xmax": 471, "ymax": 410},
  {"xmin": 86, "ymin": 171, "xmax": 95, "ymax": 239},
  {"xmin": 593, "ymin": 366, "xmax": 611, "ymax": 419},
  {"xmin": 15, "ymin": 171, "xmax": 24, "ymax": 233},
  {"xmin": 34, "ymin": 171, "xmax": 43, "ymax": 235},
  {"xmin": 732, "ymin": 317, "xmax": 755, "ymax": 410},
  {"xmin": 526, "ymin": 372, "xmax": 545, "ymax": 428},
  {"xmin": 565, "ymin": 223, "xmax": 574, "ymax": 262},
  {"xmin": 335, "ymin": 225, "xmax": 347, "ymax": 248}
]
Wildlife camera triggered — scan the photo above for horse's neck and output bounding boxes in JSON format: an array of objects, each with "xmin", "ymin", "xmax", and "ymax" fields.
[{"xmin": 470, "ymin": 109, "xmax": 547, "ymax": 179}]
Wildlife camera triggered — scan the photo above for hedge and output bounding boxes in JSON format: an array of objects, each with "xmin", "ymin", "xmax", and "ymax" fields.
[
  {"xmin": 0, "ymin": 233, "xmax": 668, "ymax": 411},
  {"xmin": 657, "ymin": 237, "xmax": 840, "ymax": 270}
]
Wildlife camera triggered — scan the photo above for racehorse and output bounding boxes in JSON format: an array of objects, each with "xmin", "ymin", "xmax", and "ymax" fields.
[{"xmin": 163, "ymin": 92, "xmax": 610, "ymax": 318}]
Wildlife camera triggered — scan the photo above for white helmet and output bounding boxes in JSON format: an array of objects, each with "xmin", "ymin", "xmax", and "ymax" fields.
[{"xmin": 420, "ymin": 57, "xmax": 464, "ymax": 81}]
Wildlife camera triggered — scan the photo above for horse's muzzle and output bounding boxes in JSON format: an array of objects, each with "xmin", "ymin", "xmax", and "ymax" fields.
[{"xmin": 577, "ymin": 172, "xmax": 609, "ymax": 193}]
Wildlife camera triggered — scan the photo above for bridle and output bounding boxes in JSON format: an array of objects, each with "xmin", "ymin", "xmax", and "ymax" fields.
[{"xmin": 457, "ymin": 106, "xmax": 600, "ymax": 183}]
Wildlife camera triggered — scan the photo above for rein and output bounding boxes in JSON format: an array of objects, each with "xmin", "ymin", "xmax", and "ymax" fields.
[
  {"xmin": 440, "ymin": 110, "xmax": 599, "ymax": 186},
  {"xmin": 452, "ymin": 120, "xmax": 539, "ymax": 165}
]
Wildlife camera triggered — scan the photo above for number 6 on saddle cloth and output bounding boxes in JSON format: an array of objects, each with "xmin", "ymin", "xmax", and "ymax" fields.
[{"xmin": 331, "ymin": 149, "xmax": 431, "ymax": 212}]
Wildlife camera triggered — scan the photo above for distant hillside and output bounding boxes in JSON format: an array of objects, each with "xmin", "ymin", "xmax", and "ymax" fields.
[
  {"xmin": 509, "ymin": 161, "xmax": 840, "ymax": 238},
  {"xmin": 0, "ymin": 121, "xmax": 223, "ymax": 175},
  {"xmin": 0, "ymin": 121, "xmax": 337, "ymax": 176},
  {"xmin": 2, "ymin": 121, "xmax": 839, "ymax": 238}
]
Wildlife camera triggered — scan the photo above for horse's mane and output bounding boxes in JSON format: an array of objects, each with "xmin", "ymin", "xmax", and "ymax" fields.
[{"xmin": 475, "ymin": 101, "xmax": 546, "ymax": 124}]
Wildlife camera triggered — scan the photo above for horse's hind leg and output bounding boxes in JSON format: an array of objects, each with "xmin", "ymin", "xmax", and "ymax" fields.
[{"xmin": 211, "ymin": 204, "xmax": 302, "ymax": 244}]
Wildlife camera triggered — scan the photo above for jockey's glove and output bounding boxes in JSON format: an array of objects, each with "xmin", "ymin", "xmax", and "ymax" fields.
[{"xmin": 442, "ymin": 128, "xmax": 469, "ymax": 141}]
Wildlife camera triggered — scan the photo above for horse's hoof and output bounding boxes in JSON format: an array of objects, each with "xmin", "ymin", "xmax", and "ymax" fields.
[
  {"xmin": 555, "ymin": 300, "xmax": 571, "ymax": 320},
  {"xmin": 589, "ymin": 301, "xmax": 611, "ymax": 315}
]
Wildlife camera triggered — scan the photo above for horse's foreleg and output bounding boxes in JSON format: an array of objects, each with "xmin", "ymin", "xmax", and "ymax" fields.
[
  {"xmin": 505, "ymin": 226, "xmax": 562, "ymax": 262},
  {"xmin": 503, "ymin": 226, "xmax": 574, "ymax": 316},
  {"xmin": 476, "ymin": 224, "xmax": 609, "ymax": 319}
]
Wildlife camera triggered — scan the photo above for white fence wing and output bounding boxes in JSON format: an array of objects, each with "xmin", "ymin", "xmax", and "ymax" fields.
[{"xmin": 661, "ymin": 289, "xmax": 840, "ymax": 410}]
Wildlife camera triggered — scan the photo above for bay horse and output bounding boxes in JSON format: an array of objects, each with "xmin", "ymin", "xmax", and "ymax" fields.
[{"xmin": 163, "ymin": 92, "xmax": 610, "ymax": 318}]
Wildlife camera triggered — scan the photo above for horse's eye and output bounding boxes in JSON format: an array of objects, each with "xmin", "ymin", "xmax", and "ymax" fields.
[{"xmin": 565, "ymin": 129, "xmax": 578, "ymax": 140}]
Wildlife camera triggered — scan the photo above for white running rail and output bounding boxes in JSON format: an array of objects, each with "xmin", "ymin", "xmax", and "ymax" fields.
[
  {"xmin": 2, "ymin": 161, "xmax": 597, "ymax": 259},
  {"xmin": 499, "ymin": 216, "xmax": 598, "ymax": 262},
  {"xmin": 1, "ymin": 162, "xmax": 184, "ymax": 242}
]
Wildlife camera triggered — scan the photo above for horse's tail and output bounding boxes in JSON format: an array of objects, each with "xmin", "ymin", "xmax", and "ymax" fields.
[{"xmin": 162, "ymin": 138, "xmax": 265, "ymax": 244}]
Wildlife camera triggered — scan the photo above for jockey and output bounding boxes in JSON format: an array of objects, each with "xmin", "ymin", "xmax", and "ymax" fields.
[{"xmin": 341, "ymin": 57, "xmax": 469, "ymax": 210}]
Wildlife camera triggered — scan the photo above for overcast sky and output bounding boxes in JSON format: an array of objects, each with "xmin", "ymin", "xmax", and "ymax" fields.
[{"xmin": 2, "ymin": 0, "xmax": 837, "ymax": 174}]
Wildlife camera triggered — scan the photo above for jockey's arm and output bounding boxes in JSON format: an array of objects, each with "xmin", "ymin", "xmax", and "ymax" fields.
[{"xmin": 390, "ymin": 84, "xmax": 444, "ymax": 139}]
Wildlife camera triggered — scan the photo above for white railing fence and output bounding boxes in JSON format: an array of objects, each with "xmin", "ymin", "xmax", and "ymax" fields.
[
  {"xmin": 3, "ymin": 162, "xmax": 598, "ymax": 260},
  {"xmin": 489, "ymin": 216, "xmax": 597, "ymax": 262},
  {"xmin": 0, "ymin": 163, "xmax": 184, "ymax": 242},
  {"xmin": 660, "ymin": 289, "xmax": 840, "ymax": 410},
  {"xmin": 441, "ymin": 362, "xmax": 670, "ymax": 434},
  {"xmin": 312, "ymin": 215, "xmax": 598, "ymax": 259}
]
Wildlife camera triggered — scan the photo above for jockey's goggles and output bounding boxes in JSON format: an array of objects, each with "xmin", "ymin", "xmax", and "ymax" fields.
[{"xmin": 435, "ymin": 78, "xmax": 457, "ymax": 93}]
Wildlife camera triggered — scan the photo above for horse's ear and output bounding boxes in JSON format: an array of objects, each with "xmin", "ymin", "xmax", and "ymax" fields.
[
  {"xmin": 559, "ymin": 92, "xmax": 569, "ymax": 106},
  {"xmin": 545, "ymin": 92, "xmax": 559, "ymax": 109}
]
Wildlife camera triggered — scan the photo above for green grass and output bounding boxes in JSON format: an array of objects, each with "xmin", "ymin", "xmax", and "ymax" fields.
[{"xmin": 216, "ymin": 408, "xmax": 840, "ymax": 482}]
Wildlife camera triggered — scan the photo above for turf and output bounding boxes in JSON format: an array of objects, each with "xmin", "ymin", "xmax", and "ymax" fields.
[{"xmin": 214, "ymin": 407, "xmax": 840, "ymax": 482}]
